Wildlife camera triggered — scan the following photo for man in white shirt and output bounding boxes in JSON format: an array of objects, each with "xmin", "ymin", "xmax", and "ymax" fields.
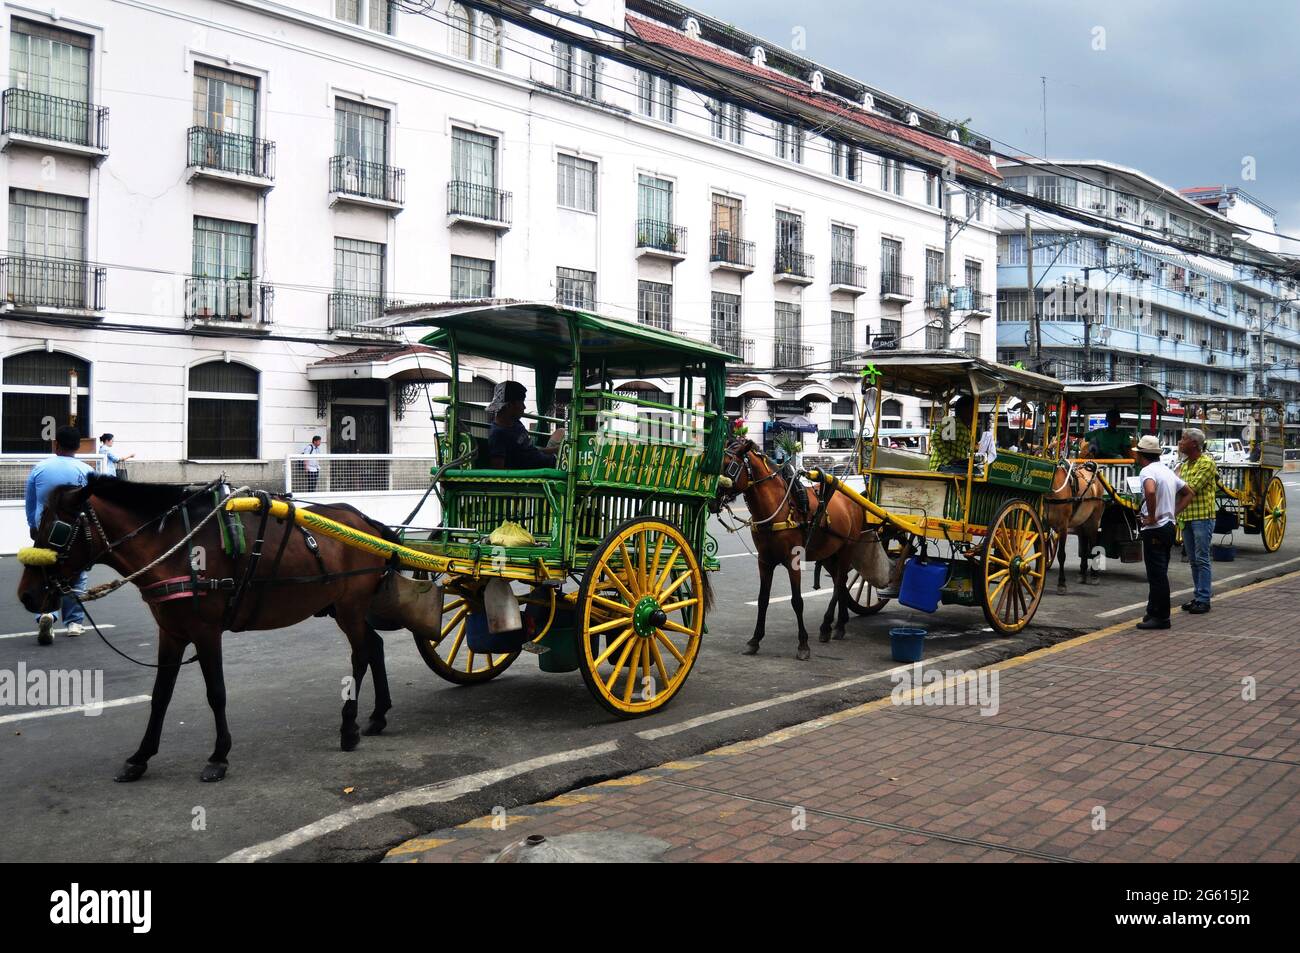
[
  {"xmin": 1133, "ymin": 435, "xmax": 1194, "ymax": 630},
  {"xmin": 303, "ymin": 435, "xmax": 322, "ymax": 492},
  {"xmin": 976, "ymin": 414, "xmax": 998, "ymax": 465}
]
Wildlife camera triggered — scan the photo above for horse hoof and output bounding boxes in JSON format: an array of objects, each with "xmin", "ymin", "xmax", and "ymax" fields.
[
  {"xmin": 1056, "ymin": 586, "xmax": 1068, "ymax": 595},
  {"xmin": 363, "ymin": 718, "xmax": 386, "ymax": 737},
  {"xmin": 832, "ymin": 629, "xmax": 847, "ymax": 641},
  {"xmin": 114, "ymin": 762, "xmax": 147, "ymax": 783},
  {"xmin": 818, "ymin": 630, "xmax": 831, "ymax": 643},
  {"xmin": 200, "ymin": 762, "xmax": 228, "ymax": 783},
  {"xmin": 340, "ymin": 727, "xmax": 361, "ymax": 752},
  {"xmin": 796, "ymin": 646, "xmax": 811, "ymax": 661},
  {"xmin": 741, "ymin": 641, "xmax": 760, "ymax": 656}
]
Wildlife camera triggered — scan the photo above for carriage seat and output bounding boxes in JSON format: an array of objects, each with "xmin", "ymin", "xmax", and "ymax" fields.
[{"xmin": 873, "ymin": 446, "xmax": 930, "ymax": 471}]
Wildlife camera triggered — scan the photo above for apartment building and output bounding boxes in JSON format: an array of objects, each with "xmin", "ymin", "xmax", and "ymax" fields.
[{"xmin": 0, "ymin": 0, "xmax": 1000, "ymax": 485}]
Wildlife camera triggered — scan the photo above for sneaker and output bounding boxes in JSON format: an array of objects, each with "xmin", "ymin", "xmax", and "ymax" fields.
[
  {"xmin": 1136, "ymin": 618, "xmax": 1171, "ymax": 630},
  {"xmin": 1180, "ymin": 600, "xmax": 1196, "ymax": 612},
  {"xmin": 1187, "ymin": 602, "xmax": 1211, "ymax": 615},
  {"xmin": 36, "ymin": 614, "xmax": 55, "ymax": 646},
  {"xmin": 65, "ymin": 622, "xmax": 85, "ymax": 637}
]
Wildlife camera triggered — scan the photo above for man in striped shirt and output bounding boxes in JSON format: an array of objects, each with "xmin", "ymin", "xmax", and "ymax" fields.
[{"xmin": 1177, "ymin": 427, "xmax": 1218, "ymax": 614}]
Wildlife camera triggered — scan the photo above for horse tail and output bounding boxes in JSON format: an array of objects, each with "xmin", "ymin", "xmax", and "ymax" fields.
[{"xmin": 699, "ymin": 568, "xmax": 714, "ymax": 614}]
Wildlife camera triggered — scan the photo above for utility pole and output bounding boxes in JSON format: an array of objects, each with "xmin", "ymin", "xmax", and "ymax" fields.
[
  {"xmin": 1025, "ymin": 214, "xmax": 1039, "ymax": 368},
  {"xmin": 1081, "ymin": 279, "xmax": 1092, "ymax": 382},
  {"xmin": 1257, "ymin": 307, "xmax": 1267, "ymax": 397},
  {"xmin": 942, "ymin": 185, "xmax": 953, "ymax": 344}
]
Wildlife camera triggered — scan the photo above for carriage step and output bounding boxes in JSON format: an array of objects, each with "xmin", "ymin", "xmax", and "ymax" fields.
[{"xmin": 521, "ymin": 642, "xmax": 550, "ymax": 655}]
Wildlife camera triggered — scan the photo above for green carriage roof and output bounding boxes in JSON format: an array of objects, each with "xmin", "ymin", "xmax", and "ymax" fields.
[
  {"xmin": 848, "ymin": 350, "xmax": 1064, "ymax": 400},
  {"xmin": 1060, "ymin": 381, "xmax": 1168, "ymax": 410},
  {"xmin": 366, "ymin": 300, "xmax": 737, "ymax": 375}
]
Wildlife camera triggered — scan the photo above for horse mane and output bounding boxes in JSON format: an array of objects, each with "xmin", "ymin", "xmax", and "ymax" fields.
[{"xmin": 84, "ymin": 474, "xmax": 218, "ymax": 516}]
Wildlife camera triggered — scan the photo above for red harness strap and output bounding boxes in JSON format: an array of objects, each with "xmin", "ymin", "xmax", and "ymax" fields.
[{"xmin": 141, "ymin": 575, "xmax": 235, "ymax": 604}]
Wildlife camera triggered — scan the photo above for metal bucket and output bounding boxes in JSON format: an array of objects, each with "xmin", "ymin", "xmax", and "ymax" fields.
[{"xmin": 484, "ymin": 578, "xmax": 524, "ymax": 634}]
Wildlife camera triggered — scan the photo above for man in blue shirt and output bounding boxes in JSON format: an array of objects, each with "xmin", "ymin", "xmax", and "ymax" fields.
[
  {"xmin": 25, "ymin": 426, "xmax": 93, "ymax": 645},
  {"xmin": 486, "ymin": 381, "xmax": 558, "ymax": 470}
]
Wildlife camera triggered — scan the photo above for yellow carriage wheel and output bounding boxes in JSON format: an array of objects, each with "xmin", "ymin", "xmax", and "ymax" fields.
[
  {"xmin": 411, "ymin": 590, "xmax": 521, "ymax": 685},
  {"xmin": 577, "ymin": 518, "xmax": 704, "ymax": 718},
  {"xmin": 979, "ymin": 500, "xmax": 1048, "ymax": 636},
  {"xmin": 1262, "ymin": 476, "xmax": 1286, "ymax": 553}
]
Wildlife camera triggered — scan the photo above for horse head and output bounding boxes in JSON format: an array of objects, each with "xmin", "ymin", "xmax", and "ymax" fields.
[{"xmin": 18, "ymin": 482, "xmax": 102, "ymax": 614}]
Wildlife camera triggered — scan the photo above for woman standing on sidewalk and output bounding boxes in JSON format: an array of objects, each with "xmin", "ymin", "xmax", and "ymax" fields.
[
  {"xmin": 1134, "ymin": 435, "xmax": 1195, "ymax": 631},
  {"xmin": 1176, "ymin": 428, "xmax": 1217, "ymax": 614}
]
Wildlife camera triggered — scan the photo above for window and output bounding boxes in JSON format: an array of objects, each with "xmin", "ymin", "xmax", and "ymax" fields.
[
  {"xmin": 926, "ymin": 173, "xmax": 940, "ymax": 208},
  {"xmin": 637, "ymin": 174, "xmax": 673, "ymax": 225},
  {"xmin": 188, "ymin": 361, "xmax": 258, "ymax": 459},
  {"xmin": 9, "ymin": 188, "xmax": 85, "ymax": 261},
  {"xmin": 335, "ymin": 238, "xmax": 384, "ymax": 295},
  {"xmin": 774, "ymin": 302, "xmax": 803, "ymax": 367},
  {"xmin": 926, "ymin": 325, "xmax": 947, "ymax": 350},
  {"xmin": 192, "ymin": 64, "xmax": 260, "ymax": 175},
  {"xmin": 556, "ymin": 267, "xmax": 595, "ymax": 308},
  {"xmin": 711, "ymin": 292, "xmax": 741, "ymax": 352},
  {"xmin": 0, "ymin": 351, "xmax": 90, "ymax": 453},
  {"xmin": 451, "ymin": 127, "xmax": 500, "ymax": 218},
  {"xmin": 879, "ymin": 317, "xmax": 902, "ymax": 347},
  {"xmin": 637, "ymin": 280, "xmax": 672, "ymax": 330},
  {"xmin": 335, "ymin": 0, "xmax": 395, "ymax": 35},
  {"xmin": 335, "ymin": 99, "xmax": 388, "ymax": 166},
  {"xmin": 557, "ymin": 154, "xmax": 597, "ymax": 212},
  {"xmin": 776, "ymin": 123, "xmax": 803, "ymax": 163},
  {"xmin": 964, "ymin": 260, "xmax": 982, "ymax": 292},
  {"xmin": 832, "ymin": 311, "xmax": 855, "ymax": 367},
  {"xmin": 451, "ymin": 255, "xmax": 493, "ymax": 299},
  {"xmin": 191, "ymin": 217, "xmax": 256, "ymax": 318},
  {"xmin": 635, "ymin": 71, "xmax": 674, "ymax": 122},
  {"xmin": 880, "ymin": 157, "xmax": 904, "ymax": 195},
  {"xmin": 712, "ymin": 193, "xmax": 742, "ymax": 239},
  {"xmin": 709, "ymin": 100, "xmax": 743, "ymax": 144},
  {"xmin": 832, "ymin": 225, "xmax": 856, "ymax": 265},
  {"xmin": 776, "ymin": 209, "xmax": 804, "ymax": 273},
  {"xmin": 881, "ymin": 238, "xmax": 902, "ymax": 278},
  {"xmin": 446, "ymin": 3, "xmax": 501, "ymax": 66},
  {"xmin": 555, "ymin": 42, "xmax": 598, "ymax": 99},
  {"xmin": 9, "ymin": 19, "xmax": 91, "ymax": 102},
  {"xmin": 832, "ymin": 142, "xmax": 858, "ymax": 181},
  {"xmin": 964, "ymin": 332, "xmax": 981, "ymax": 357},
  {"xmin": 925, "ymin": 249, "xmax": 945, "ymax": 304}
]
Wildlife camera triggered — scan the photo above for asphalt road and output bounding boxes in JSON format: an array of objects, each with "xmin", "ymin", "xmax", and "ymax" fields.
[{"xmin": 3, "ymin": 473, "xmax": 1298, "ymax": 862}]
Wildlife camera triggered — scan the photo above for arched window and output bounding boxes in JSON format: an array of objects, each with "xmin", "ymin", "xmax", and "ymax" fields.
[
  {"xmin": 448, "ymin": 4, "xmax": 501, "ymax": 67},
  {"xmin": 188, "ymin": 361, "xmax": 259, "ymax": 459},
  {"xmin": 1, "ymin": 350, "xmax": 90, "ymax": 453},
  {"xmin": 475, "ymin": 14, "xmax": 502, "ymax": 67},
  {"xmin": 447, "ymin": 2, "xmax": 472, "ymax": 60},
  {"xmin": 881, "ymin": 398, "xmax": 903, "ymax": 427}
]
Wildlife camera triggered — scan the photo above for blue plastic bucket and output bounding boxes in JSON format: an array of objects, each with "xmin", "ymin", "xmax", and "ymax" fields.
[
  {"xmin": 1211, "ymin": 542, "xmax": 1236, "ymax": 562},
  {"xmin": 898, "ymin": 558, "xmax": 948, "ymax": 613},
  {"xmin": 465, "ymin": 610, "xmax": 528, "ymax": 653},
  {"xmin": 890, "ymin": 627, "xmax": 927, "ymax": 663}
]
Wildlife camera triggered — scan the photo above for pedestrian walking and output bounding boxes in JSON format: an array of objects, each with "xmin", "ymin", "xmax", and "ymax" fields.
[
  {"xmin": 1176, "ymin": 427, "xmax": 1217, "ymax": 614},
  {"xmin": 99, "ymin": 433, "xmax": 134, "ymax": 479},
  {"xmin": 25, "ymin": 426, "xmax": 93, "ymax": 645},
  {"xmin": 1134, "ymin": 435, "xmax": 1194, "ymax": 630},
  {"xmin": 302, "ymin": 435, "xmax": 323, "ymax": 492}
]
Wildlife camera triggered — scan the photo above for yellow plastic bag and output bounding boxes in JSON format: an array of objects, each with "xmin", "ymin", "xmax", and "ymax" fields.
[{"xmin": 487, "ymin": 520, "xmax": 536, "ymax": 547}]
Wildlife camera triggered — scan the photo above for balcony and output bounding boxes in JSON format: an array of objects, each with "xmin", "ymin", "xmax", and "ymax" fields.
[
  {"xmin": 774, "ymin": 247, "xmax": 814, "ymax": 285},
  {"xmin": 711, "ymin": 332, "xmax": 754, "ymax": 364},
  {"xmin": 880, "ymin": 272, "xmax": 914, "ymax": 302},
  {"xmin": 950, "ymin": 287, "xmax": 992, "ymax": 313},
  {"xmin": 709, "ymin": 233, "xmax": 754, "ymax": 273},
  {"xmin": 773, "ymin": 340, "xmax": 813, "ymax": 369},
  {"xmin": 185, "ymin": 277, "xmax": 273, "ymax": 330},
  {"xmin": 635, "ymin": 219, "xmax": 686, "ymax": 262},
  {"xmin": 1, "ymin": 256, "xmax": 106, "ymax": 312},
  {"xmin": 187, "ymin": 127, "xmax": 275, "ymax": 190},
  {"xmin": 831, "ymin": 348, "xmax": 858, "ymax": 371},
  {"xmin": 830, "ymin": 260, "xmax": 868, "ymax": 293},
  {"xmin": 447, "ymin": 181, "xmax": 511, "ymax": 229},
  {"xmin": 328, "ymin": 292, "xmax": 402, "ymax": 338},
  {"xmin": 329, "ymin": 156, "xmax": 405, "ymax": 211},
  {"xmin": 925, "ymin": 281, "xmax": 948, "ymax": 309},
  {"xmin": 0, "ymin": 90, "xmax": 108, "ymax": 161}
]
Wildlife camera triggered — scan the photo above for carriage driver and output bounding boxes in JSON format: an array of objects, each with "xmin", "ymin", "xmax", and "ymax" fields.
[{"xmin": 486, "ymin": 381, "xmax": 563, "ymax": 469}]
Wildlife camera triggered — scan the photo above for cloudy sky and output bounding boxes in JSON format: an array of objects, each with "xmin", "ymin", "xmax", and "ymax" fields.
[{"xmin": 690, "ymin": 0, "xmax": 1300, "ymax": 240}]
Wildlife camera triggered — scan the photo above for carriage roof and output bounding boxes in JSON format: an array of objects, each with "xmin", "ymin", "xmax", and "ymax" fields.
[
  {"xmin": 849, "ymin": 350, "xmax": 1064, "ymax": 401},
  {"xmin": 1175, "ymin": 394, "xmax": 1285, "ymax": 411},
  {"xmin": 1061, "ymin": 381, "xmax": 1167, "ymax": 410},
  {"xmin": 367, "ymin": 300, "xmax": 737, "ymax": 377}
]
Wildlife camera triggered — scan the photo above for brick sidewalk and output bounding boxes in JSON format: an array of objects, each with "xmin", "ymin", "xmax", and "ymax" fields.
[{"xmin": 385, "ymin": 572, "xmax": 1300, "ymax": 863}]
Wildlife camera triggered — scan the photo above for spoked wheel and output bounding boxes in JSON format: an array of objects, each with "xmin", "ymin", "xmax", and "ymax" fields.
[
  {"xmin": 841, "ymin": 527, "xmax": 911, "ymax": 615},
  {"xmin": 577, "ymin": 518, "xmax": 704, "ymax": 718},
  {"xmin": 980, "ymin": 500, "xmax": 1048, "ymax": 635},
  {"xmin": 1262, "ymin": 476, "xmax": 1286, "ymax": 552},
  {"xmin": 412, "ymin": 589, "xmax": 520, "ymax": 685}
]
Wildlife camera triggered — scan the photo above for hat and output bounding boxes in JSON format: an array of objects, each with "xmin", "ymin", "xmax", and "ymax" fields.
[
  {"xmin": 485, "ymin": 381, "xmax": 527, "ymax": 416},
  {"xmin": 1135, "ymin": 434, "xmax": 1162, "ymax": 456}
]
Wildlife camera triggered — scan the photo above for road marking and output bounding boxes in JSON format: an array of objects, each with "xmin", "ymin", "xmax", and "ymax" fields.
[
  {"xmin": 636, "ymin": 646, "xmax": 985, "ymax": 741},
  {"xmin": 716, "ymin": 552, "xmax": 755, "ymax": 560},
  {"xmin": 0, "ymin": 693, "xmax": 150, "ymax": 724},
  {"xmin": 1096, "ymin": 555, "xmax": 1300, "ymax": 618},
  {"xmin": 0, "ymin": 624, "xmax": 116, "ymax": 641},
  {"xmin": 746, "ymin": 587, "xmax": 836, "ymax": 606},
  {"xmin": 220, "ymin": 739, "xmax": 619, "ymax": 863}
]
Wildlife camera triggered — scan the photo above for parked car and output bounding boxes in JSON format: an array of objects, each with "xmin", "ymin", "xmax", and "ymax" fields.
[
  {"xmin": 1206, "ymin": 437, "xmax": 1247, "ymax": 465},
  {"xmin": 1160, "ymin": 445, "xmax": 1180, "ymax": 467}
]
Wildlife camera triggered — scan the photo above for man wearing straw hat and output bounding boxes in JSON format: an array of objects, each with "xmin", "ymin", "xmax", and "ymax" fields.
[{"xmin": 1134, "ymin": 435, "xmax": 1194, "ymax": 631}]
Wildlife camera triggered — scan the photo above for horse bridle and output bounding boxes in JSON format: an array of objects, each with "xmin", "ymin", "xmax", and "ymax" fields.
[
  {"xmin": 1045, "ymin": 458, "xmax": 1101, "ymax": 519},
  {"xmin": 718, "ymin": 440, "xmax": 782, "ymax": 504}
]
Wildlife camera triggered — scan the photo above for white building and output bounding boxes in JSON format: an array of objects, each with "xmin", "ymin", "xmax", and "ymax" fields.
[
  {"xmin": 994, "ymin": 161, "xmax": 1300, "ymax": 439},
  {"xmin": 0, "ymin": 0, "xmax": 1000, "ymax": 494}
]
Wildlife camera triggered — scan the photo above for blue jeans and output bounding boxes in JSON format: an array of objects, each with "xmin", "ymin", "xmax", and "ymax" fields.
[
  {"xmin": 35, "ymin": 570, "xmax": 88, "ymax": 626},
  {"xmin": 1183, "ymin": 519, "xmax": 1213, "ymax": 605}
]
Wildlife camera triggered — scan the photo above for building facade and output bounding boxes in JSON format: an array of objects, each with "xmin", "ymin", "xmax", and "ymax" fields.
[
  {"xmin": 995, "ymin": 161, "xmax": 1300, "ymax": 439},
  {"xmin": 0, "ymin": 0, "xmax": 999, "ymax": 495}
]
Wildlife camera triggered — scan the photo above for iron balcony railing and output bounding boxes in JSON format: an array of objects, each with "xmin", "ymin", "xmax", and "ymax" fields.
[
  {"xmin": 710, "ymin": 332, "xmax": 754, "ymax": 364},
  {"xmin": 447, "ymin": 181, "xmax": 512, "ymax": 224},
  {"xmin": 185, "ymin": 277, "xmax": 274, "ymax": 324},
  {"xmin": 775, "ymin": 246, "xmax": 813, "ymax": 279},
  {"xmin": 773, "ymin": 341, "xmax": 813, "ymax": 368},
  {"xmin": 832, "ymin": 347, "xmax": 858, "ymax": 370},
  {"xmin": 830, "ymin": 260, "xmax": 867, "ymax": 288},
  {"xmin": 926, "ymin": 281, "xmax": 948, "ymax": 309},
  {"xmin": 328, "ymin": 292, "xmax": 401, "ymax": 335},
  {"xmin": 881, "ymin": 271, "xmax": 914, "ymax": 298},
  {"xmin": 187, "ymin": 126, "xmax": 276, "ymax": 180},
  {"xmin": 635, "ymin": 218, "xmax": 686, "ymax": 255},
  {"xmin": 2, "ymin": 89, "xmax": 108, "ymax": 150},
  {"xmin": 1, "ymin": 256, "xmax": 106, "ymax": 310},
  {"xmin": 709, "ymin": 232, "xmax": 754, "ymax": 268},
  {"xmin": 330, "ymin": 155, "xmax": 405, "ymax": 204}
]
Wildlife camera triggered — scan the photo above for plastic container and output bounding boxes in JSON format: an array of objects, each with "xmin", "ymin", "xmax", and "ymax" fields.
[
  {"xmin": 1211, "ymin": 541, "xmax": 1236, "ymax": 562},
  {"xmin": 898, "ymin": 557, "xmax": 948, "ymax": 613},
  {"xmin": 889, "ymin": 627, "xmax": 927, "ymax": 663},
  {"xmin": 465, "ymin": 610, "xmax": 528, "ymax": 653}
]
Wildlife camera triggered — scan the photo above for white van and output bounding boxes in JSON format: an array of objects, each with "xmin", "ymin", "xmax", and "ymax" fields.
[{"xmin": 1206, "ymin": 438, "xmax": 1247, "ymax": 465}]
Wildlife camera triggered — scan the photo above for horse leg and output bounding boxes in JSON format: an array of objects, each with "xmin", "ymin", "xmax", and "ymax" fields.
[
  {"xmin": 833, "ymin": 556, "xmax": 851, "ymax": 640},
  {"xmin": 743, "ymin": 560, "xmax": 774, "ymax": 655},
  {"xmin": 337, "ymin": 614, "xmax": 370, "ymax": 752},
  {"xmin": 195, "ymin": 632, "xmax": 231, "ymax": 782},
  {"xmin": 818, "ymin": 559, "xmax": 836, "ymax": 643},
  {"xmin": 788, "ymin": 562, "xmax": 811, "ymax": 661},
  {"xmin": 362, "ymin": 627, "xmax": 392, "ymax": 736},
  {"xmin": 115, "ymin": 629, "xmax": 187, "ymax": 782},
  {"xmin": 1056, "ymin": 527, "xmax": 1068, "ymax": 594},
  {"xmin": 1083, "ymin": 518, "xmax": 1101, "ymax": 585}
]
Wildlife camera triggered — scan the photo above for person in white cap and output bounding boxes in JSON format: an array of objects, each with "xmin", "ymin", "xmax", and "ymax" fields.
[{"xmin": 1133, "ymin": 434, "xmax": 1194, "ymax": 630}]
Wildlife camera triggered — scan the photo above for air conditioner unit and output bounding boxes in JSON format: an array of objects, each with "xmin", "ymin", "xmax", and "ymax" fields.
[
  {"xmin": 1200, "ymin": 339, "xmax": 1210, "ymax": 347},
  {"xmin": 1157, "ymin": 329, "xmax": 1169, "ymax": 337},
  {"xmin": 1144, "ymin": 219, "xmax": 1156, "ymax": 227},
  {"xmin": 1174, "ymin": 333, "xmax": 1184, "ymax": 341}
]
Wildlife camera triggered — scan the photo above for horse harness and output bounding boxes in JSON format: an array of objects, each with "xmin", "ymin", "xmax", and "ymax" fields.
[
  {"xmin": 721, "ymin": 445, "xmax": 850, "ymax": 541},
  {"xmin": 1044, "ymin": 460, "xmax": 1103, "ymax": 521}
]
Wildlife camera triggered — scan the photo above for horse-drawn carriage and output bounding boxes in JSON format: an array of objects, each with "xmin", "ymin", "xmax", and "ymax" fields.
[{"xmin": 808, "ymin": 350, "xmax": 1065, "ymax": 635}]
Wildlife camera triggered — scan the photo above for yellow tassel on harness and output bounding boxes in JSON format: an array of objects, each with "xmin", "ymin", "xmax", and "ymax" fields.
[{"xmin": 17, "ymin": 547, "xmax": 58, "ymax": 567}]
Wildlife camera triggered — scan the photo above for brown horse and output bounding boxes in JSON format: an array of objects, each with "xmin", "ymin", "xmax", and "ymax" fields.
[
  {"xmin": 1044, "ymin": 460, "xmax": 1106, "ymax": 593},
  {"xmin": 716, "ymin": 439, "xmax": 866, "ymax": 660},
  {"xmin": 18, "ymin": 475, "xmax": 396, "ymax": 783}
]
